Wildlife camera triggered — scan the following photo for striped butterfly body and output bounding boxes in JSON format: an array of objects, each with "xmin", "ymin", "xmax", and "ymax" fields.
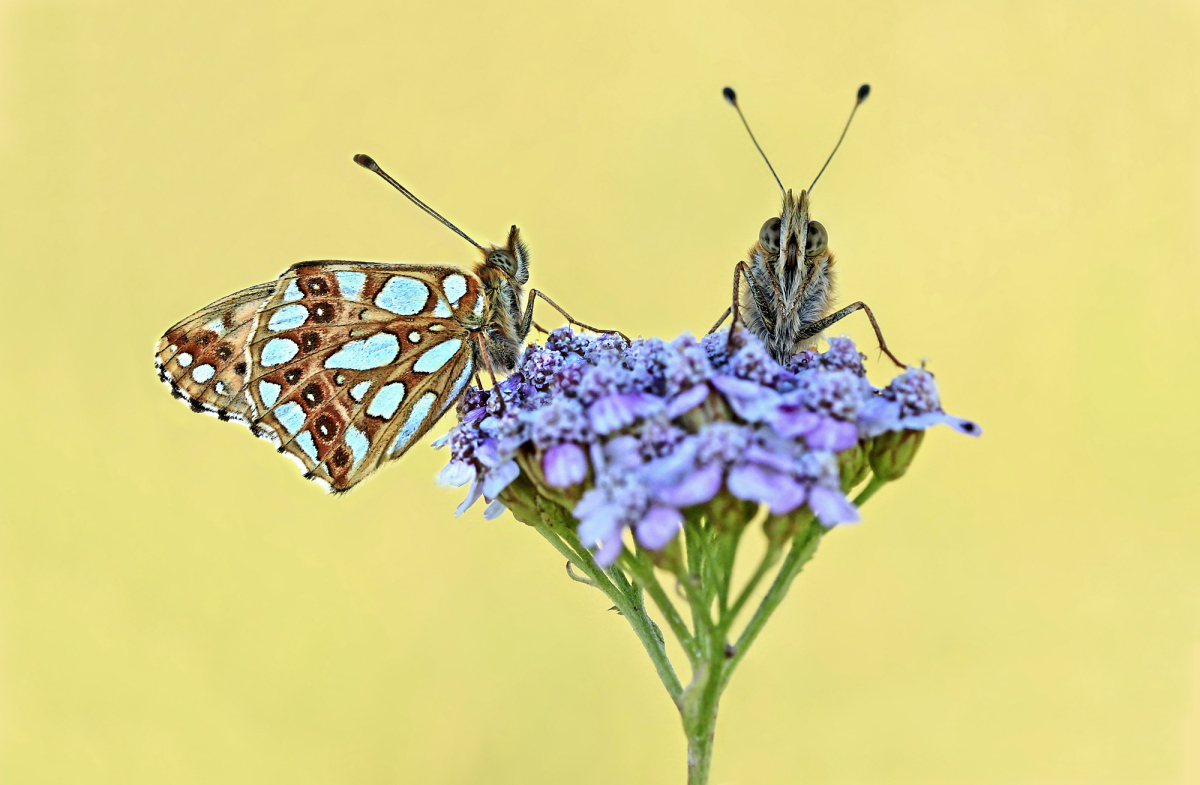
[
  {"xmin": 156, "ymin": 155, "xmax": 605, "ymax": 493},
  {"xmin": 713, "ymin": 86, "xmax": 906, "ymax": 369}
]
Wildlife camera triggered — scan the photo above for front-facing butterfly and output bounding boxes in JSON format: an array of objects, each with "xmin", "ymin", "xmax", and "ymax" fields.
[{"xmin": 156, "ymin": 154, "xmax": 616, "ymax": 493}]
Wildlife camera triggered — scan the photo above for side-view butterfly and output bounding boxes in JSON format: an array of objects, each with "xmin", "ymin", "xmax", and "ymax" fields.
[
  {"xmin": 709, "ymin": 85, "xmax": 907, "ymax": 369},
  {"xmin": 155, "ymin": 154, "xmax": 618, "ymax": 493}
]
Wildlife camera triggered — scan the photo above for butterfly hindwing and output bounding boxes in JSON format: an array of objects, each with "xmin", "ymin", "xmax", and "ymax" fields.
[
  {"xmin": 154, "ymin": 282, "xmax": 275, "ymax": 422},
  {"xmin": 242, "ymin": 261, "xmax": 484, "ymax": 491}
]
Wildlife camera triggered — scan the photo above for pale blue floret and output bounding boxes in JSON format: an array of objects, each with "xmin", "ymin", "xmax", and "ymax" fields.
[
  {"xmin": 443, "ymin": 274, "xmax": 467, "ymax": 305},
  {"xmin": 261, "ymin": 337, "xmax": 299, "ymax": 367},
  {"xmin": 413, "ymin": 339, "xmax": 462, "ymax": 373},
  {"xmin": 391, "ymin": 392, "xmax": 437, "ymax": 454},
  {"xmin": 267, "ymin": 304, "xmax": 309, "ymax": 331},
  {"xmin": 282, "ymin": 279, "xmax": 303, "ymax": 303},
  {"xmin": 191, "ymin": 364, "xmax": 215, "ymax": 383},
  {"xmin": 275, "ymin": 401, "xmax": 305, "ymax": 435},
  {"xmin": 325, "ymin": 333, "xmax": 400, "ymax": 370},
  {"xmin": 433, "ymin": 299, "xmax": 453, "ymax": 318},
  {"xmin": 258, "ymin": 381, "xmax": 281, "ymax": 408},
  {"xmin": 296, "ymin": 431, "xmax": 319, "ymax": 461},
  {"xmin": 345, "ymin": 425, "xmax": 369, "ymax": 468},
  {"xmin": 350, "ymin": 381, "xmax": 372, "ymax": 402},
  {"xmin": 375, "ymin": 276, "xmax": 429, "ymax": 315},
  {"xmin": 367, "ymin": 382, "xmax": 407, "ymax": 419},
  {"xmin": 334, "ymin": 271, "xmax": 367, "ymax": 301}
]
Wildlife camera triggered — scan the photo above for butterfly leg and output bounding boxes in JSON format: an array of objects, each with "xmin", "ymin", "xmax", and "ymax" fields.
[
  {"xmin": 471, "ymin": 332, "xmax": 510, "ymax": 414},
  {"xmin": 708, "ymin": 307, "xmax": 732, "ymax": 333},
  {"xmin": 793, "ymin": 301, "xmax": 907, "ymax": 368},
  {"xmin": 522, "ymin": 290, "xmax": 629, "ymax": 341},
  {"xmin": 720, "ymin": 261, "xmax": 773, "ymax": 355}
]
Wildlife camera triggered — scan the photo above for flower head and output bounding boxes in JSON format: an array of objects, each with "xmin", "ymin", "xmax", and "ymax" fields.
[{"xmin": 439, "ymin": 328, "xmax": 979, "ymax": 566}]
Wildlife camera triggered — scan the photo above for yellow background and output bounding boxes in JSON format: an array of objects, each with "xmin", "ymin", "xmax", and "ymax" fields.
[{"xmin": 3, "ymin": 1, "xmax": 1198, "ymax": 782}]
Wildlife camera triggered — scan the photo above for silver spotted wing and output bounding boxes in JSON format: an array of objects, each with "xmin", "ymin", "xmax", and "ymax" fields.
[{"xmin": 156, "ymin": 261, "xmax": 483, "ymax": 493}]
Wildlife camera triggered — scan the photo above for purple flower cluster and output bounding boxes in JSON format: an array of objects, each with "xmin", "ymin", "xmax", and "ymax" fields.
[{"xmin": 436, "ymin": 328, "xmax": 979, "ymax": 566}]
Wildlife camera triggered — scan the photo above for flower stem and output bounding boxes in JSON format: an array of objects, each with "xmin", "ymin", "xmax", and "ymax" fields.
[
  {"xmin": 720, "ymin": 519, "xmax": 823, "ymax": 692},
  {"xmin": 719, "ymin": 541, "xmax": 783, "ymax": 634},
  {"xmin": 620, "ymin": 551, "xmax": 700, "ymax": 667},
  {"xmin": 853, "ymin": 472, "xmax": 888, "ymax": 507},
  {"xmin": 533, "ymin": 502, "xmax": 683, "ymax": 702}
]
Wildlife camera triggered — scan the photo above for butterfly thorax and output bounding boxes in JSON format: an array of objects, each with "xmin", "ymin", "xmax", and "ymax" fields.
[
  {"xmin": 739, "ymin": 189, "xmax": 838, "ymax": 364},
  {"xmin": 471, "ymin": 225, "xmax": 531, "ymax": 374}
]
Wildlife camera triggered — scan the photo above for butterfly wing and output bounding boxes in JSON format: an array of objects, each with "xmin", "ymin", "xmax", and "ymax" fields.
[
  {"xmin": 155, "ymin": 282, "xmax": 275, "ymax": 421},
  {"xmin": 243, "ymin": 261, "xmax": 485, "ymax": 492}
]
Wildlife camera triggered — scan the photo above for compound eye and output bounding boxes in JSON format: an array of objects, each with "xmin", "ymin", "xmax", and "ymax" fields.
[
  {"xmin": 805, "ymin": 220, "xmax": 828, "ymax": 256},
  {"xmin": 486, "ymin": 251, "xmax": 514, "ymax": 275},
  {"xmin": 759, "ymin": 217, "xmax": 781, "ymax": 253}
]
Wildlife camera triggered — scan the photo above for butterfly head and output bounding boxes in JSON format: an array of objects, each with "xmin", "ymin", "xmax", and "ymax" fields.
[
  {"xmin": 482, "ymin": 225, "xmax": 530, "ymax": 285},
  {"xmin": 757, "ymin": 189, "xmax": 829, "ymax": 269}
]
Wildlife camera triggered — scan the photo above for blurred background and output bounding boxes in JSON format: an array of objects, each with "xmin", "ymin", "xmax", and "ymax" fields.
[{"xmin": 2, "ymin": 1, "xmax": 1198, "ymax": 782}]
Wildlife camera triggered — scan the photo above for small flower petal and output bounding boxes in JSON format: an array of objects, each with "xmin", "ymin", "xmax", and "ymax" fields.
[
  {"xmin": 455, "ymin": 478, "xmax": 483, "ymax": 517},
  {"xmin": 666, "ymin": 381, "xmax": 709, "ymax": 418},
  {"xmin": 652, "ymin": 461, "xmax": 723, "ymax": 507},
  {"xmin": 635, "ymin": 505, "xmax": 683, "ymax": 549},
  {"xmin": 483, "ymin": 499, "xmax": 508, "ymax": 520},
  {"xmin": 436, "ymin": 459, "xmax": 476, "ymax": 487},
  {"xmin": 481, "ymin": 460, "xmax": 520, "ymax": 499},
  {"xmin": 804, "ymin": 418, "xmax": 859, "ymax": 452},
  {"xmin": 543, "ymin": 443, "xmax": 589, "ymax": 487},
  {"xmin": 808, "ymin": 486, "xmax": 861, "ymax": 527},
  {"xmin": 577, "ymin": 503, "xmax": 623, "ymax": 547},
  {"xmin": 727, "ymin": 464, "xmax": 807, "ymax": 514}
]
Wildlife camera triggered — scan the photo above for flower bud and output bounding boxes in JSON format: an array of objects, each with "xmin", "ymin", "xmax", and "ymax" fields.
[
  {"xmin": 837, "ymin": 441, "xmax": 870, "ymax": 492},
  {"xmin": 868, "ymin": 429, "xmax": 926, "ymax": 481},
  {"xmin": 705, "ymin": 489, "xmax": 758, "ymax": 534}
]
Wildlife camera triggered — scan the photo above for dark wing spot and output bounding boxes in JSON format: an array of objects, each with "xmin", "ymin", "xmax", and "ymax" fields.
[
  {"xmin": 314, "ymin": 415, "xmax": 336, "ymax": 441},
  {"xmin": 216, "ymin": 345, "xmax": 234, "ymax": 361},
  {"xmin": 234, "ymin": 361, "xmax": 248, "ymax": 376},
  {"xmin": 301, "ymin": 332, "xmax": 320, "ymax": 352},
  {"xmin": 312, "ymin": 303, "xmax": 335, "ymax": 323},
  {"xmin": 194, "ymin": 331, "xmax": 216, "ymax": 347},
  {"xmin": 330, "ymin": 447, "xmax": 351, "ymax": 467},
  {"xmin": 284, "ymin": 368, "xmax": 301, "ymax": 385},
  {"xmin": 304, "ymin": 277, "xmax": 328, "ymax": 295},
  {"xmin": 301, "ymin": 382, "xmax": 324, "ymax": 406}
]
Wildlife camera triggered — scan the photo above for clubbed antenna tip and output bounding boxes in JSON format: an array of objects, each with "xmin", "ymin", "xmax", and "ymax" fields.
[
  {"xmin": 723, "ymin": 86, "xmax": 738, "ymax": 106},
  {"xmin": 857, "ymin": 84, "xmax": 870, "ymax": 104},
  {"xmin": 353, "ymin": 153, "xmax": 378, "ymax": 171}
]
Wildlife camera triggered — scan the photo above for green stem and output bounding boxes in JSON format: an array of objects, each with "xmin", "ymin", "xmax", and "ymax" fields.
[
  {"xmin": 620, "ymin": 551, "xmax": 700, "ymax": 666},
  {"xmin": 720, "ymin": 520, "xmax": 823, "ymax": 692},
  {"xmin": 682, "ymin": 633, "xmax": 726, "ymax": 785},
  {"xmin": 719, "ymin": 541, "xmax": 782, "ymax": 634},
  {"xmin": 853, "ymin": 472, "xmax": 888, "ymax": 507},
  {"xmin": 533, "ymin": 504, "xmax": 683, "ymax": 702}
]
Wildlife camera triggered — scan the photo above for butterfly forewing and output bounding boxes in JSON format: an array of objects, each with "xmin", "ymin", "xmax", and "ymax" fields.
[
  {"xmin": 242, "ymin": 261, "xmax": 485, "ymax": 491},
  {"xmin": 155, "ymin": 282, "xmax": 275, "ymax": 421}
]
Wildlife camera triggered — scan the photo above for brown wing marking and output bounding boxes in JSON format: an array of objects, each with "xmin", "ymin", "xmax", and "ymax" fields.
[
  {"xmin": 242, "ymin": 262, "xmax": 483, "ymax": 491},
  {"xmin": 154, "ymin": 282, "xmax": 275, "ymax": 422}
]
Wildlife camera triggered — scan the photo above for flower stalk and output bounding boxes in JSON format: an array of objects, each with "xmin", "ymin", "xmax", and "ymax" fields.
[{"xmin": 437, "ymin": 328, "xmax": 979, "ymax": 784}]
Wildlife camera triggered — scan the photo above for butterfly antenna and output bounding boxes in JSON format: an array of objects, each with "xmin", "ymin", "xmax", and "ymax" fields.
[
  {"xmin": 808, "ymin": 84, "xmax": 870, "ymax": 195},
  {"xmin": 723, "ymin": 87, "xmax": 785, "ymax": 196},
  {"xmin": 353, "ymin": 154, "xmax": 484, "ymax": 251}
]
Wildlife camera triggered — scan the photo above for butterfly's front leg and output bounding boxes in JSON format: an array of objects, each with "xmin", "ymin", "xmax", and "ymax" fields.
[
  {"xmin": 794, "ymin": 301, "xmax": 907, "ymax": 369},
  {"xmin": 520, "ymin": 290, "xmax": 629, "ymax": 341},
  {"xmin": 716, "ymin": 260, "xmax": 774, "ymax": 355}
]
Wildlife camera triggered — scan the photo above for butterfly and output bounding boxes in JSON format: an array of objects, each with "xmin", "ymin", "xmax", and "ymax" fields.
[
  {"xmin": 709, "ymin": 85, "xmax": 906, "ymax": 369},
  {"xmin": 156, "ymin": 154, "xmax": 618, "ymax": 493}
]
